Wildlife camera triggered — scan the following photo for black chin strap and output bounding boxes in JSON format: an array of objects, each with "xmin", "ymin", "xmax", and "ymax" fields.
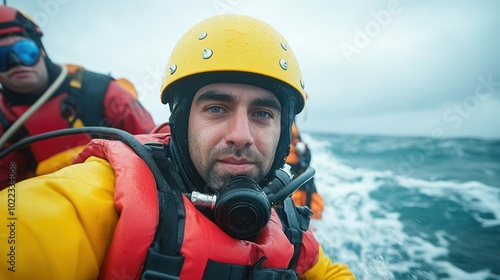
[{"xmin": 168, "ymin": 137, "xmax": 206, "ymax": 193}]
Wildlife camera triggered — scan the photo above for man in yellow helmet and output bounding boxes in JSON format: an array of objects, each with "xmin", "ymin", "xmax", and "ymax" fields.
[
  {"xmin": 0, "ymin": 6, "xmax": 156, "ymax": 187},
  {"xmin": 0, "ymin": 14, "xmax": 355, "ymax": 279}
]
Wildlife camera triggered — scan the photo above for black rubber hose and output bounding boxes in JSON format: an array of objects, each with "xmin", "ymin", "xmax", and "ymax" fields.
[
  {"xmin": 0, "ymin": 127, "xmax": 144, "ymax": 159},
  {"xmin": 266, "ymin": 166, "xmax": 315, "ymax": 204}
]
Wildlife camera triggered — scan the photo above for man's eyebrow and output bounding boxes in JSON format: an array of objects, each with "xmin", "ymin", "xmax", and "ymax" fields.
[
  {"xmin": 195, "ymin": 90, "xmax": 235, "ymax": 104},
  {"xmin": 195, "ymin": 89, "xmax": 281, "ymax": 112},
  {"xmin": 251, "ymin": 98, "xmax": 281, "ymax": 112}
]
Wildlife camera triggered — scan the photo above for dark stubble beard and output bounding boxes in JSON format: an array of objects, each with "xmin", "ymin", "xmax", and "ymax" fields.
[{"xmin": 200, "ymin": 145, "xmax": 271, "ymax": 191}]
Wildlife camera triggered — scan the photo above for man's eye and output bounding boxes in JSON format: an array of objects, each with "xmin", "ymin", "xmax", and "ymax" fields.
[
  {"xmin": 208, "ymin": 106, "xmax": 223, "ymax": 114},
  {"xmin": 254, "ymin": 111, "xmax": 272, "ymax": 119}
]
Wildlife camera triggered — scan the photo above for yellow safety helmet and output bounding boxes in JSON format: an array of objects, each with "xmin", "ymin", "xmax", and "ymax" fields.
[
  {"xmin": 160, "ymin": 14, "xmax": 306, "ymax": 115},
  {"xmin": 162, "ymin": 15, "xmax": 307, "ymax": 191}
]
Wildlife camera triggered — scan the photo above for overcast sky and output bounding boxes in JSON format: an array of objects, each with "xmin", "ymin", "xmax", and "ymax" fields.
[{"xmin": 7, "ymin": 0, "xmax": 500, "ymax": 139}]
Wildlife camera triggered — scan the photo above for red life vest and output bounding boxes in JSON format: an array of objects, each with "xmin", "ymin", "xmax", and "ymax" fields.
[
  {"xmin": 4, "ymin": 94, "xmax": 92, "ymax": 162},
  {"xmin": 72, "ymin": 126, "xmax": 319, "ymax": 279},
  {"xmin": 0, "ymin": 66, "xmax": 111, "ymax": 170},
  {"xmin": 0, "ymin": 66, "xmax": 156, "ymax": 186}
]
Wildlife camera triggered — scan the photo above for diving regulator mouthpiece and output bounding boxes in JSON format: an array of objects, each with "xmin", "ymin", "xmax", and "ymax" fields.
[{"xmin": 188, "ymin": 167, "xmax": 315, "ymax": 240}]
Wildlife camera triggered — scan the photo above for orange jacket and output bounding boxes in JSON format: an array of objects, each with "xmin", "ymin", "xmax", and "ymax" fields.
[{"xmin": 286, "ymin": 122, "xmax": 301, "ymax": 165}]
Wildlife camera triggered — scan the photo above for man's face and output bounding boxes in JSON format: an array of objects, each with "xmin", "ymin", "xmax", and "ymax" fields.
[
  {"xmin": 0, "ymin": 36, "xmax": 48, "ymax": 94},
  {"xmin": 188, "ymin": 83, "xmax": 282, "ymax": 190}
]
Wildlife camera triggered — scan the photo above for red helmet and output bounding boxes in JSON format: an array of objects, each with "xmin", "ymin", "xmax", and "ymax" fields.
[{"xmin": 0, "ymin": 6, "xmax": 43, "ymax": 39}]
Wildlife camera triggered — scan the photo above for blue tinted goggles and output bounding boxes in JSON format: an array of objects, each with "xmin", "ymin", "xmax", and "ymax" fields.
[{"xmin": 0, "ymin": 39, "xmax": 41, "ymax": 72}]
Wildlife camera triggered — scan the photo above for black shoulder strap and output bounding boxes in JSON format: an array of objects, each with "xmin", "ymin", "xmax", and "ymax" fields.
[
  {"xmin": 277, "ymin": 198, "xmax": 312, "ymax": 270},
  {"xmin": 60, "ymin": 67, "xmax": 113, "ymax": 127},
  {"xmin": 141, "ymin": 142, "xmax": 186, "ymax": 280}
]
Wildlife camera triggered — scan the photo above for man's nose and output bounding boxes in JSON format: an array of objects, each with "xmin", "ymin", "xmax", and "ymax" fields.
[{"xmin": 225, "ymin": 110, "xmax": 253, "ymax": 148}]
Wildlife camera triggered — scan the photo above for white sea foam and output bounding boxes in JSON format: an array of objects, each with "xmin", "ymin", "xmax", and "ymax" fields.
[
  {"xmin": 302, "ymin": 133, "xmax": 500, "ymax": 280},
  {"xmin": 396, "ymin": 177, "xmax": 500, "ymax": 228}
]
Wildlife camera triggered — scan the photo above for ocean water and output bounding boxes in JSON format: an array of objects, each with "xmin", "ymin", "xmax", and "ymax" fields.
[{"xmin": 302, "ymin": 132, "xmax": 500, "ymax": 280}]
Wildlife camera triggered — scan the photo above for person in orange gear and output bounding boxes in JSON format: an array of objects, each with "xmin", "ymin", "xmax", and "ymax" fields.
[
  {"xmin": 0, "ymin": 14, "xmax": 354, "ymax": 279},
  {"xmin": 287, "ymin": 121, "xmax": 325, "ymax": 219},
  {"xmin": 0, "ymin": 6, "xmax": 156, "ymax": 188}
]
